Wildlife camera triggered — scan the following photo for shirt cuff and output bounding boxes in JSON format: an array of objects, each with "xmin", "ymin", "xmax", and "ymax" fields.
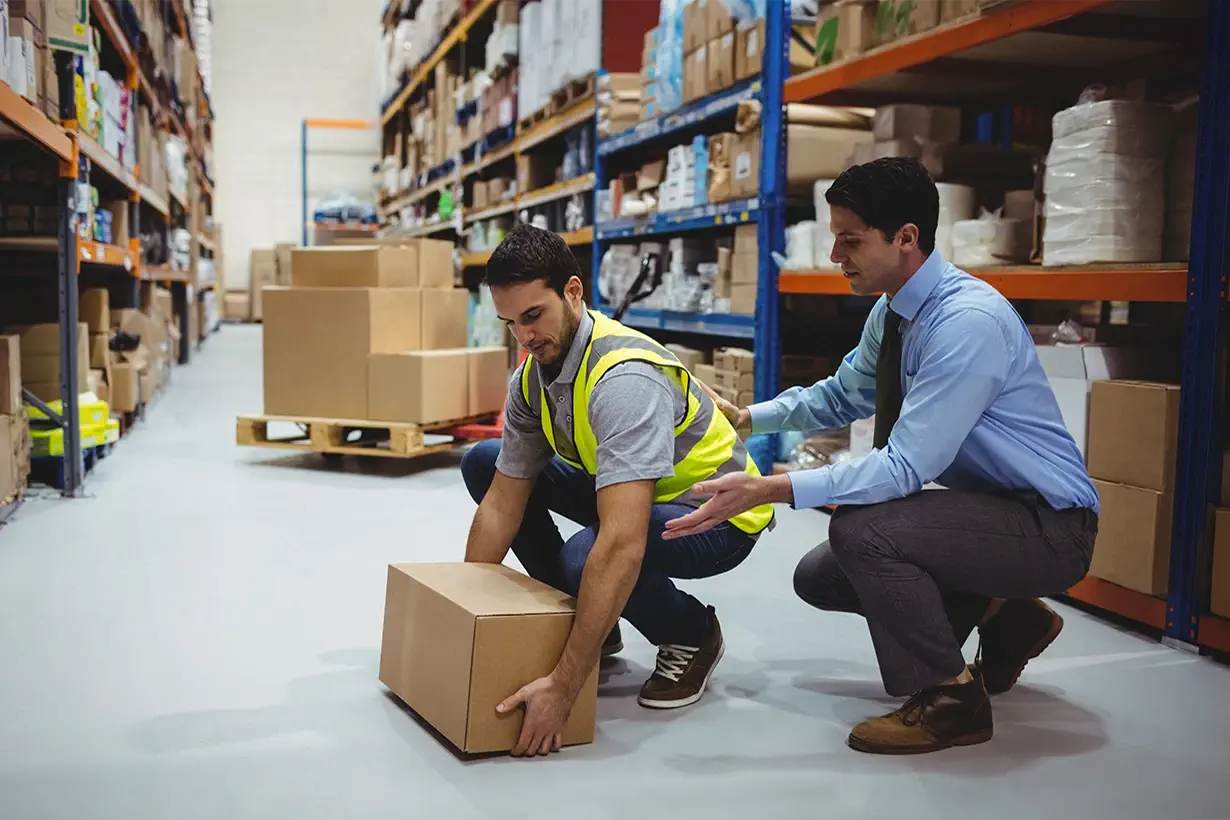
[
  {"xmin": 748, "ymin": 402, "xmax": 784, "ymax": 435},
  {"xmin": 787, "ymin": 467, "xmax": 832, "ymax": 510}
]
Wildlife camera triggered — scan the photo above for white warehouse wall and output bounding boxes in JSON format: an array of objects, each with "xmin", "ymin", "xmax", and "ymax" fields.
[{"xmin": 212, "ymin": 0, "xmax": 385, "ymax": 289}]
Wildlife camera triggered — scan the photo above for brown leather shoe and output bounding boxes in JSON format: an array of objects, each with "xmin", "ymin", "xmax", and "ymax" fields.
[
  {"xmin": 847, "ymin": 671, "xmax": 993, "ymax": 754},
  {"xmin": 602, "ymin": 623, "xmax": 623, "ymax": 658},
  {"xmin": 637, "ymin": 608, "xmax": 724, "ymax": 709},
  {"xmin": 975, "ymin": 598, "xmax": 1064, "ymax": 694}
]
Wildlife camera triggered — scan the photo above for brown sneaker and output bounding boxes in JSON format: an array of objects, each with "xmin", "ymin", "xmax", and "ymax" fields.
[
  {"xmin": 602, "ymin": 623, "xmax": 623, "ymax": 658},
  {"xmin": 847, "ymin": 671, "xmax": 993, "ymax": 754},
  {"xmin": 974, "ymin": 598, "xmax": 1064, "ymax": 694},
  {"xmin": 637, "ymin": 608, "xmax": 724, "ymax": 709}
]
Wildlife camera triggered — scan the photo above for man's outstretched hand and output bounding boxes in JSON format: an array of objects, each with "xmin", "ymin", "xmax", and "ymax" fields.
[
  {"xmin": 696, "ymin": 378, "xmax": 751, "ymax": 438},
  {"xmin": 662, "ymin": 472, "xmax": 793, "ymax": 538}
]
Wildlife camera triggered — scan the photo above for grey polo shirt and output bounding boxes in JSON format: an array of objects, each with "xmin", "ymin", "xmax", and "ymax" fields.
[{"xmin": 495, "ymin": 308, "xmax": 688, "ymax": 491}]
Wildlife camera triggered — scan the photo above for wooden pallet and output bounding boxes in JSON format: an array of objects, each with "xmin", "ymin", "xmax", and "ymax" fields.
[
  {"xmin": 235, "ymin": 413, "xmax": 498, "ymax": 460},
  {"xmin": 518, "ymin": 73, "xmax": 596, "ymax": 132}
]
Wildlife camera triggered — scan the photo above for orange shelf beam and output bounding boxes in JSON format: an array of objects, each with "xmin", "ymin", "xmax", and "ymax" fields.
[
  {"xmin": 1064, "ymin": 576, "xmax": 1167, "ymax": 631},
  {"xmin": 1197, "ymin": 613, "xmax": 1230, "ymax": 654},
  {"xmin": 784, "ymin": 0, "xmax": 1115, "ymax": 104},
  {"xmin": 79, "ymin": 240, "xmax": 139, "ymax": 275},
  {"xmin": 778, "ymin": 265, "xmax": 1188, "ymax": 302},
  {"xmin": 0, "ymin": 80, "xmax": 72, "ymax": 162}
]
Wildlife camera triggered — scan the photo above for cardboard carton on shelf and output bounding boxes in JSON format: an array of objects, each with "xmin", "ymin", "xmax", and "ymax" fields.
[
  {"xmin": 665, "ymin": 344, "xmax": 706, "ymax": 372},
  {"xmin": 9, "ymin": 322, "xmax": 89, "ymax": 394},
  {"xmin": 711, "ymin": 383, "xmax": 740, "ymax": 404},
  {"xmin": 707, "ymin": 33, "xmax": 735, "ymax": 94},
  {"xmin": 714, "ymin": 347, "xmax": 754, "ymax": 373},
  {"xmin": 730, "ymin": 129, "xmax": 760, "ymax": 198},
  {"xmin": 694, "ymin": 363, "xmax": 718, "ymax": 386},
  {"xmin": 80, "ymin": 288, "xmax": 110, "ymax": 335},
  {"xmin": 111, "ymin": 361, "xmax": 140, "ymax": 413},
  {"xmin": 262, "ymin": 287, "xmax": 422, "ymax": 419},
  {"xmin": 735, "ymin": 18, "xmax": 765, "ymax": 81},
  {"xmin": 1087, "ymin": 380, "xmax": 1180, "ymax": 492},
  {"xmin": 707, "ymin": 0, "xmax": 734, "ymax": 39},
  {"xmin": 380, "ymin": 562, "xmax": 598, "ymax": 754},
  {"xmin": 729, "ymin": 283, "xmax": 756, "ymax": 315},
  {"xmin": 368, "ymin": 349, "xmax": 469, "ymax": 425},
  {"xmin": 1089, "ymin": 478, "xmax": 1172, "ymax": 597},
  {"xmin": 877, "ymin": 0, "xmax": 941, "ymax": 42},
  {"xmin": 290, "ymin": 246, "xmax": 421, "ymax": 289},
  {"xmin": 815, "ymin": 0, "xmax": 879, "ymax": 67},
  {"xmin": 683, "ymin": 0, "xmax": 707, "ymax": 53},
  {"xmin": 872, "ymin": 104, "xmax": 961, "ymax": 143},
  {"xmin": 715, "ymin": 368, "xmax": 754, "ymax": 392},
  {"xmin": 684, "ymin": 45, "xmax": 708, "ymax": 104}
]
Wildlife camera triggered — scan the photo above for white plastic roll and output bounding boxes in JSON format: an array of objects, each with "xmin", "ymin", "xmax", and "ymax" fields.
[
  {"xmin": 936, "ymin": 183, "xmax": 976, "ymax": 225},
  {"xmin": 1003, "ymin": 190, "xmax": 1035, "ymax": 221},
  {"xmin": 784, "ymin": 221, "xmax": 817, "ymax": 269}
]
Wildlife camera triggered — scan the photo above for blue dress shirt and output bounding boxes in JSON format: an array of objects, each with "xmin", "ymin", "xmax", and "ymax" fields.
[{"xmin": 750, "ymin": 251, "xmax": 1100, "ymax": 514}]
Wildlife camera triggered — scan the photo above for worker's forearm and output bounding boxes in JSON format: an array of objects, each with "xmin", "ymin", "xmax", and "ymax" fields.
[
  {"xmin": 552, "ymin": 535, "xmax": 643, "ymax": 696},
  {"xmin": 464, "ymin": 500, "xmax": 522, "ymax": 564}
]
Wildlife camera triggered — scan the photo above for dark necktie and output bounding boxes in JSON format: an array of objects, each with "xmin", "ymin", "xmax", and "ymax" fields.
[{"xmin": 873, "ymin": 307, "xmax": 903, "ymax": 450}]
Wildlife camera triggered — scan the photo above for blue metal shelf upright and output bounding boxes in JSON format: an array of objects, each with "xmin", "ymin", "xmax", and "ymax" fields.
[{"xmin": 590, "ymin": 4, "xmax": 790, "ymax": 472}]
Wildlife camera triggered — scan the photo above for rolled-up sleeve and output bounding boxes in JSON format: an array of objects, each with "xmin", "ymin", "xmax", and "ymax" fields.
[{"xmin": 494, "ymin": 364, "xmax": 555, "ymax": 479}]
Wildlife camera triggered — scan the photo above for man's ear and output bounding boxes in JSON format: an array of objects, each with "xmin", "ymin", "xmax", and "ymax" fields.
[
  {"xmin": 898, "ymin": 223, "xmax": 920, "ymax": 252},
  {"xmin": 565, "ymin": 274, "xmax": 585, "ymax": 304}
]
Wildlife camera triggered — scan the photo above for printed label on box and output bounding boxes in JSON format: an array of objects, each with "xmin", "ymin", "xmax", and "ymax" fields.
[{"xmin": 735, "ymin": 151, "xmax": 752, "ymax": 180}]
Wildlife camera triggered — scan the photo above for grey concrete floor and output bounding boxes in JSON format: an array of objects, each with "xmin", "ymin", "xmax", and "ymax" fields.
[{"xmin": 1, "ymin": 323, "xmax": 1228, "ymax": 820}]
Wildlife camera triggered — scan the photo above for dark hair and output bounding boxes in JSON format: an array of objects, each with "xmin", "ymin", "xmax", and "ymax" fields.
[
  {"xmin": 824, "ymin": 157, "xmax": 939, "ymax": 254},
  {"xmin": 484, "ymin": 223, "xmax": 581, "ymax": 295}
]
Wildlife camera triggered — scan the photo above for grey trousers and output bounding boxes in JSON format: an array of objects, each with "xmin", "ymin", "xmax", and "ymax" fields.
[{"xmin": 794, "ymin": 489, "xmax": 1097, "ymax": 696}]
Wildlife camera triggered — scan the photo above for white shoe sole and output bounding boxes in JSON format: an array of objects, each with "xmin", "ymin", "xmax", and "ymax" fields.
[{"xmin": 636, "ymin": 636, "xmax": 725, "ymax": 709}]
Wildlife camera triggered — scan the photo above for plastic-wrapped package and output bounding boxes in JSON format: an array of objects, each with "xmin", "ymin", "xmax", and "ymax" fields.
[
  {"xmin": 1043, "ymin": 94, "xmax": 1171, "ymax": 265},
  {"xmin": 655, "ymin": 0, "xmax": 684, "ymax": 112},
  {"xmin": 951, "ymin": 208, "xmax": 1031, "ymax": 267},
  {"xmin": 773, "ymin": 221, "xmax": 818, "ymax": 270},
  {"xmin": 787, "ymin": 427, "xmax": 852, "ymax": 472}
]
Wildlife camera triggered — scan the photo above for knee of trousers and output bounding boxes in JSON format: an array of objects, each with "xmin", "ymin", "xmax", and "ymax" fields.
[
  {"xmin": 793, "ymin": 541, "xmax": 851, "ymax": 611},
  {"xmin": 826, "ymin": 505, "xmax": 883, "ymax": 560},
  {"xmin": 460, "ymin": 440, "xmax": 501, "ymax": 504},
  {"xmin": 557, "ymin": 528, "xmax": 598, "ymax": 595}
]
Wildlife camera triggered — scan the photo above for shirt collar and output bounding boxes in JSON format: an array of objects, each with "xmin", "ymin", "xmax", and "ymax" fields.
[
  {"xmin": 888, "ymin": 249, "xmax": 946, "ymax": 321},
  {"xmin": 537, "ymin": 306, "xmax": 594, "ymax": 387}
]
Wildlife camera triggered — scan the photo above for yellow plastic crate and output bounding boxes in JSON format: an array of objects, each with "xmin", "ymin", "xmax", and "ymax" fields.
[
  {"xmin": 26, "ymin": 392, "xmax": 111, "ymax": 427},
  {"xmin": 30, "ymin": 422, "xmax": 114, "ymax": 458}
]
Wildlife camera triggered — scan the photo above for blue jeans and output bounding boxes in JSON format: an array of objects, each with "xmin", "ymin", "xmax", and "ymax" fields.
[{"xmin": 461, "ymin": 440, "xmax": 757, "ymax": 646}]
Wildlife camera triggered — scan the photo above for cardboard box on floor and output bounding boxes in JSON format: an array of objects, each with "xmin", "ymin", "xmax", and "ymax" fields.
[
  {"xmin": 274, "ymin": 242, "xmax": 296, "ymax": 286},
  {"xmin": 1033, "ymin": 345, "xmax": 1177, "ymax": 456},
  {"xmin": 0, "ymin": 414, "xmax": 31, "ymax": 503},
  {"xmin": 379, "ymin": 562, "xmax": 598, "ymax": 754},
  {"xmin": 290, "ymin": 246, "xmax": 421, "ymax": 289},
  {"xmin": 1211, "ymin": 508, "xmax": 1230, "ymax": 619},
  {"xmin": 224, "ymin": 291, "xmax": 250, "ymax": 321},
  {"xmin": 0, "ymin": 335, "xmax": 20, "ymax": 415},
  {"xmin": 111, "ymin": 362, "xmax": 140, "ymax": 413},
  {"xmin": 263, "ymin": 287, "xmax": 422, "ymax": 419},
  {"xmin": 369, "ymin": 350, "xmax": 469, "ymax": 424},
  {"xmin": 249, "ymin": 249, "xmax": 278, "ymax": 321},
  {"xmin": 1087, "ymin": 381, "xmax": 1180, "ymax": 492},
  {"xmin": 1089, "ymin": 478, "xmax": 1172, "ymax": 596}
]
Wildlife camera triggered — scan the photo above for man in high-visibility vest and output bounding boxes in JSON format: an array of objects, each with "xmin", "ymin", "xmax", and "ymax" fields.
[{"xmin": 461, "ymin": 225, "xmax": 774, "ymax": 757}]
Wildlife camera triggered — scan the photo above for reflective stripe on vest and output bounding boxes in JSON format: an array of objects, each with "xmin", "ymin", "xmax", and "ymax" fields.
[{"xmin": 520, "ymin": 310, "xmax": 773, "ymax": 535}]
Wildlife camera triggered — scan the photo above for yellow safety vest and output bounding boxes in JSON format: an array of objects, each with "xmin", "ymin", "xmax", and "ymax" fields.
[{"xmin": 520, "ymin": 310, "xmax": 774, "ymax": 536}]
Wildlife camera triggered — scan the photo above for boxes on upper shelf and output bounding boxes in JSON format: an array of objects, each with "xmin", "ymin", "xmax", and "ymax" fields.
[
  {"xmin": 872, "ymin": 104, "xmax": 961, "ymax": 143},
  {"xmin": 714, "ymin": 346, "xmax": 754, "ymax": 372},
  {"xmin": 707, "ymin": 33, "xmax": 735, "ymax": 93},
  {"xmin": 877, "ymin": 0, "xmax": 941, "ymax": 42},
  {"xmin": 379, "ymin": 562, "xmax": 598, "ymax": 754},
  {"xmin": 684, "ymin": 44, "xmax": 708, "ymax": 104},
  {"xmin": 815, "ymin": 0, "xmax": 879, "ymax": 67},
  {"xmin": 735, "ymin": 18, "xmax": 765, "ymax": 80}
]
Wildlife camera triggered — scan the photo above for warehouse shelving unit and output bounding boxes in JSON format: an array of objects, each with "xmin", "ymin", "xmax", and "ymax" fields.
[
  {"xmin": 378, "ymin": 0, "xmax": 599, "ymax": 272},
  {"xmin": 0, "ymin": 0, "xmax": 215, "ymax": 495},
  {"xmin": 759, "ymin": 0, "xmax": 1229, "ymax": 654}
]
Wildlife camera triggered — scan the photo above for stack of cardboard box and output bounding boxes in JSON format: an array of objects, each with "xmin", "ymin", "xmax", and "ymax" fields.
[
  {"xmin": 1086, "ymin": 380, "xmax": 1181, "ymax": 597},
  {"xmin": 708, "ymin": 347, "xmax": 755, "ymax": 408},
  {"xmin": 0, "ymin": 334, "xmax": 31, "ymax": 504},
  {"xmin": 815, "ymin": 0, "xmax": 879, "ymax": 67},
  {"xmin": 7, "ymin": 322, "xmax": 89, "ymax": 404},
  {"xmin": 734, "ymin": 17, "xmax": 765, "ymax": 82},
  {"xmin": 597, "ymin": 73, "xmax": 641, "ymax": 139},
  {"xmin": 263, "ymin": 240, "xmax": 509, "ymax": 425},
  {"xmin": 730, "ymin": 224, "xmax": 757, "ymax": 314}
]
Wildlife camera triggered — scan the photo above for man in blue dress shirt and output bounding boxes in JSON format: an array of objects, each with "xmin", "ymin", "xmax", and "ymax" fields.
[{"xmin": 664, "ymin": 157, "xmax": 1099, "ymax": 755}]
